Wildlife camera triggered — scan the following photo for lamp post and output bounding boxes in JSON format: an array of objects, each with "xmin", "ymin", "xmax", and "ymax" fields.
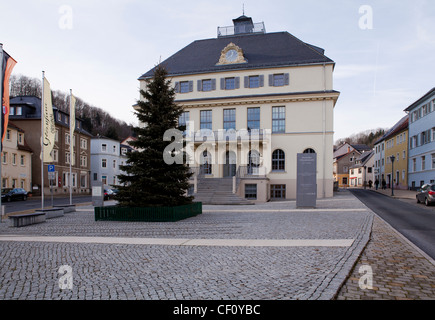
[{"xmin": 390, "ymin": 155, "xmax": 395, "ymax": 196}]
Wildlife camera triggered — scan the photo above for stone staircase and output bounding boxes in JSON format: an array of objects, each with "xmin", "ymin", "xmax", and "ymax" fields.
[{"xmin": 193, "ymin": 177, "xmax": 254, "ymax": 205}]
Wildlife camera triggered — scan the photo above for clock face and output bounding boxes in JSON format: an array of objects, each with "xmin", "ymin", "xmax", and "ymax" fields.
[{"xmin": 225, "ymin": 49, "xmax": 238, "ymax": 62}]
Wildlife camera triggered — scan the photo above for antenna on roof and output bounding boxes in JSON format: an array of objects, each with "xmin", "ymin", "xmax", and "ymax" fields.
[{"xmin": 242, "ymin": 3, "xmax": 245, "ymax": 15}]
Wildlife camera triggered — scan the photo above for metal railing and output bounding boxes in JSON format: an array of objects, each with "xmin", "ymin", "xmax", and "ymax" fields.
[{"xmin": 217, "ymin": 22, "xmax": 266, "ymax": 37}]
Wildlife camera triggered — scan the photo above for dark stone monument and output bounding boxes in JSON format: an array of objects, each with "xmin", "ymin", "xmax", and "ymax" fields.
[{"xmin": 296, "ymin": 153, "xmax": 317, "ymax": 208}]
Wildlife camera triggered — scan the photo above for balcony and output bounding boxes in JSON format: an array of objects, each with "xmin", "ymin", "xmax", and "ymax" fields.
[{"xmin": 217, "ymin": 22, "xmax": 266, "ymax": 37}]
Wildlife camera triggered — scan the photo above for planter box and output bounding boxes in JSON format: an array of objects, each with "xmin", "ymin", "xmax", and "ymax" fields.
[{"xmin": 94, "ymin": 202, "xmax": 202, "ymax": 222}]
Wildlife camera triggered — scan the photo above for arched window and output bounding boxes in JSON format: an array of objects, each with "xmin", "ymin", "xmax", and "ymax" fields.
[
  {"xmin": 272, "ymin": 149, "xmax": 285, "ymax": 171},
  {"xmin": 200, "ymin": 151, "xmax": 212, "ymax": 175},
  {"xmin": 248, "ymin": 150, "xmax": 260, "ymax": 175},
  {"xmin": 303, "ymin": 148, "xmax": 316, "ymax": 154}
]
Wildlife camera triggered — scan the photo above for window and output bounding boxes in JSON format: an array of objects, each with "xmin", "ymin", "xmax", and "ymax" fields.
[
  {"xmin": 2, "ymin": 178, "xmax": 7, "ymax": 188},
  {"xmin": 198, "ymin": 79, "xmax": 215, "ymax": 92},
  {"xmin": 403, "ymin": 150, "xmax": 406, "ymax": 160},
  {"xmin": 422, "ymin": 156, "xmax": 426, "ymax": 171},
  {"xmin": 269, "ymin": 73, "xmax": 289, "ymax": 87},
  {"xmin": 102, "ymin": 144, "xmax": 107, "ymax": 152},
  {"xmin": 12, "ymin": 153, "xmax": 17, "ymax": 165},
  {"xmin": 368, "ymin": 167, "xmax": 372, "ymax": 173},
  {"xmin": 55, "ymin": 130, "xmax": 59, "ymax": 142},
  {"xmin": 51, "ymin": 149, "xmax": 58, "ymax": 162},
  {"xmin": 65, "ymin": 152, "xmax": 70, "ymax": 164},
  {"xmin": 271, "ymin": 184, "xmax": 286, "ymax": 199},
  {"xmin": 2, "ymin": 152, "xmax": 7, "ymax": 164},
  {"xmin": 113, "ymin": 159, "xmax": 117, "ymax": 169},
  {"xmin": 113, "ymin": 145, "xmax": 117, "ymax": 153},
  {"xmin": 245, "ymin": 75, "xmax": 264, "ymax": 88},
  {"xmin": 18, "ymin": 133, "xmax": 23, "ymax": 144},
  {"xmin": 102, "ymin": 159, "xmax": 107, "ymax": 168},
  {"xmin": 179, "ymin": 81, "xmax": 192, "ymax": 93},
  {"xmin": 412, "ymin": 158, "xmax": 417, "ymax": 172},
  {"xmin": 65, "ymin": 133, "xmax": 70, "ymax": 145},
  {"xmin": 80, "ymin": 155, "xmax": 87, "ymax": 167},
  {"xmin": 20, "ymin": 155, "xmax": 25, "ymax": 166},
  {"xmin": 6, "ymin": 130, "xmax": 11, "ymax": 140},
  {"xmin": 93, "ymin": 173, "xmax": 98, "ymax": 181},
  {"xmin": 303, "ymin": 148, "xmax": 316, "ymax": 154},
  {"xmin": 223, "ymin": 109, "xmax": 236, "ymax": 130},
  {"xmin": 272, "ymin": 149, "xmax": 285, "ymax": 171},
  {"xmin": 222, "ymin": 77, "xmax": 239, "ymax": 90},
  {"xmin": 342, "ymin": 177, "xmax": 348, "ymax": 185},
  {"xmin": 80, "ymin": 138, "xmax": 87, "ymax": 149},
  {"xmin": 200, "ymin": 110, "xmax": 212, "ymax": 130},
  {"xmin": 102, "ymin": 175, "xmax": 107, "ymax": 185},
  {"xmin": 80, "ymin": 174, "xmax": 87, "ymax": 188},
  {"xmin": 343, "ymin": 166, "xmax": 348, "ymax": 173},
  {"xmin": 432, "ymin": 154, "xmax": 435, "ymax": 169},
  {"xmin": 272, "ymin": 106, "xmax": 285, "ymax": 133},
  {"xmin": 245, "ymin": 184, "xmax": 257, "ymax": 200},
  {"xmin": 178, "ymin": 111, "xmax": 190, "ymax": 129},
  {"xmin": 247, "ymin": 107, "xmax": 260, "ymax": 130}
]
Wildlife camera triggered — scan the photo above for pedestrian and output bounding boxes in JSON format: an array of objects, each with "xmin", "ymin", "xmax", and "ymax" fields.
[
  {"xmin": 368, "ymin": 180, "xmax": 373, "ymax": 189},
  {"xmin": 382, "ymin": 179, "xmax": 386, "ymax": 190},
  {"xmin": 375, "ymin": 179, "xmax": 379, "ymax": 190}
]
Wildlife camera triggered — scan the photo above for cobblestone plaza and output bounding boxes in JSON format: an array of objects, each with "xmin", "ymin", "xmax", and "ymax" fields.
[{"xmin": 0, "ymin": 192, "xmax": 374, "ymax": 300}]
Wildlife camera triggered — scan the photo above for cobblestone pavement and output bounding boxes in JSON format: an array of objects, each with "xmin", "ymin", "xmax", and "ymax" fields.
[
  {"xmin": 0, "ymin": 192, "xmax": 372, "ymax": 300},
  {"xmin": 336, "ymin": 213, "xmax": 435, "ymax": 300}
]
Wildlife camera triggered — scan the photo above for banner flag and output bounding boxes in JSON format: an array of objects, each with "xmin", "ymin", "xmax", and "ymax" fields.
[
  {"xmin": 42, "ymin": 76, "xmax": 56, "ymax": 163},
  {"xmin": 1, "ymin": 48, "xmax": 17, "ymax": 147},
  {"xmin": 70, "ymin": 91, "xmax": 76, "ymax": 166}
]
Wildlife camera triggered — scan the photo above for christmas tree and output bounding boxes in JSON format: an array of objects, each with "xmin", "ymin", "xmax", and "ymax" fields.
[{"xmin": 116, "ymin": 65, "xmax": 193, "ymax": 207}]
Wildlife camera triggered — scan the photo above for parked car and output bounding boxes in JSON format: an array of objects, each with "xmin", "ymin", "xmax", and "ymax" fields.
[
  {"xmin": 103, "ymin": 189, "xmax": 113, "ymax": 201},
  {"xmin": 416, "ymin": 183, "xmax": 435, "ymax": 206},
  {"xmin": 1, "ymin": 188, "xmax": 28, "ymax": 202}
]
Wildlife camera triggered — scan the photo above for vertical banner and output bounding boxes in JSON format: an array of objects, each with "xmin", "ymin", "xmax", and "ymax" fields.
[
  {"xmin": 1, "ymin": 47, "xmax": 17, "ymax": 147},
  {"xmin": 42, "ymin": 76, "xmax": 56, "ymax": 163},
  {"xmin": 70, "ymin": 91, "xmax": 75, "ymax": 165}
]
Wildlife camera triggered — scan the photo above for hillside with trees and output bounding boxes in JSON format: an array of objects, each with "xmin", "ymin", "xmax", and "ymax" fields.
[
  {"xmin": 334, "ymin": 128, "xmax": 386, "ymax": 149},
  {"xmin": 9, "ymin": 74, "xmax": 134, "ymax": 141}
]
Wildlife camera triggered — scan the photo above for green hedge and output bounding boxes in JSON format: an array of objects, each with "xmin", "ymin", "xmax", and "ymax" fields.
[{"xmin": 94, "ymin": 202, "xmax": 202, "ymax": 222}]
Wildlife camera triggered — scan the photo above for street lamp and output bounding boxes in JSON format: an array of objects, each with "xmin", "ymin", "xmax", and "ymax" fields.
[{"xmin": 390, "ymin": 155, "xmax": 395, "ymax": 196}]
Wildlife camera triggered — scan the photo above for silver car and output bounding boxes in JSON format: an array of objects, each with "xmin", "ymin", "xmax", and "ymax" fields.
[{"xmin": 416, "ymin": 184, "xmax": 435, "ymax": 206}]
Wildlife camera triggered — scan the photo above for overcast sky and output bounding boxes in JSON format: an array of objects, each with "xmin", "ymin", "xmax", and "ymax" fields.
[{"xmin": 1, "ymin": 0, "xmax": 434, "ymax": 142}]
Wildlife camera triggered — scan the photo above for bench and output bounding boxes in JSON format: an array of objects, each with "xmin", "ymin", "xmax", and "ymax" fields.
[
  {"xmin": 9, "ymin": 212, "xmax": 46, "ymax": 227},
  {"xmin": 35, "ymin": 208, "xmax": 64, "ymax": 219},
  {"xmin": 54, "ymin": 204, "xmax": 76, "ymax": 213}
]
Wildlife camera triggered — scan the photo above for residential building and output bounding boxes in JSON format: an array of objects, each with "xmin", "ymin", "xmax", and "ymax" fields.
[
  {"xmin": 349, "ymin": 151, "xmax": 374, "ymax": 188},
  {"xmin": 405, "ymin": 88, "xmax": 435, "ymax": 189},
  {"xmin": 9, "ymin": 96, "xmax": 92, "ymax": 195},
  {"xmin": 333, "ymin": 143, "xmax": 371, "ymax": 188},
  {"xmin": 1, "ymin": 122, "xmax": 33, "ymax": 192},
  {"xmin": 373, "ymin": 137, "xmax": 386, "ymax": 185},
  {"xmin": 90, "ymin": 136, "xmax": 131, "ymax": 189},
  {"xmin": 383, "ymin": 115, "xmax": 409, "ymax": 190},
  {"xmin": 138, "ymin": 15, "xmax": 340, "ymax": 203}
]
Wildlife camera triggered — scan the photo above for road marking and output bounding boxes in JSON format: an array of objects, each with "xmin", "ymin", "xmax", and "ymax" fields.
[{"xmin": 0, "ymin": 235, "xmax": 354, "ymax": 247}]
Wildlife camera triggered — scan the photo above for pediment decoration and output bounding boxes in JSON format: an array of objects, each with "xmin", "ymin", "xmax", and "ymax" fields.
[{"xmin": 216, "ymin": 43, "xmax": 247, "ymax": 65}]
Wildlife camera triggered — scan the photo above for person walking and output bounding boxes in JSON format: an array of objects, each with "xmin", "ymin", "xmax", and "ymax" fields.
[
  {"xmin": 382, "ymin": 179, "xmax": 386, "ymax": 190},
  {"xmin": 375, "ymin": 179, "xmax": 379, "ymax": 190}
]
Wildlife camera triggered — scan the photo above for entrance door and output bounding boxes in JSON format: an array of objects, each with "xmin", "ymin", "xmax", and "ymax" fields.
[{"xmin": 224, "ymin": 151, "xmax": 236, "ymax": 177}]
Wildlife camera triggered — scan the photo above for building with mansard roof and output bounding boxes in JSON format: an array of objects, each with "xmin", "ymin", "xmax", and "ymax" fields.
[{"xmin": 138, "ymin": 15, "xmax": 340, "ymax": 203}]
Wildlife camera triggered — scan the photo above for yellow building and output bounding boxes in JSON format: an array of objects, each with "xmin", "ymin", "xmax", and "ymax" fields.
[
  {"xmin": 383, "ymin": 116, "xmax": 409, "ymax": 190},
  {"xmin": 138, "ymin": 15, "xmax": 339, "ymax": 203},
  {"xmin": 1, "ymin": 122, "xmax": 33, "ymax": 192}
]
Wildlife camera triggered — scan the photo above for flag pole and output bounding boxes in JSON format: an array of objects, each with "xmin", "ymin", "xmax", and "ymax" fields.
[
  {"xmin": 41, "ymin": 71, "xmax": 45, "ymax": 210},
  {"xmin": 69, "ymin": 89, "xmax": 73, "ymax": 206}
]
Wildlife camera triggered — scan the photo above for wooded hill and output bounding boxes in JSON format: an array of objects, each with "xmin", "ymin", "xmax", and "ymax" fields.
[
  {"xmin": 334, "ymin": 128, "xmax": 386, "ymax": 149},
  {"xmin": 9, "ymin": 74, "xmax": 134, "ymax": 141}
]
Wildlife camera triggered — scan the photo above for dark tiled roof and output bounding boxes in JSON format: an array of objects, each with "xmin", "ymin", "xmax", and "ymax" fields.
[
  {"xmin": 374, "ymin": 115, "xmax": 408, "ymax": 144},
  {"xmin": 140, "ymin": 32, "xmax": 334, "ymax": 78}
]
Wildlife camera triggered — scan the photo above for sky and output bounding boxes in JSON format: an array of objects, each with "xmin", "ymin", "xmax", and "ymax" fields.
[{"xmin": 1, "ymin": 0, "xmax": 434, "ymax": 142}]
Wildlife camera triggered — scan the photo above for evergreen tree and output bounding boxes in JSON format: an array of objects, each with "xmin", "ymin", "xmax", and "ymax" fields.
[{"xmin": 116, "ymin": 65, "xmax": 193, "ymax": 207}]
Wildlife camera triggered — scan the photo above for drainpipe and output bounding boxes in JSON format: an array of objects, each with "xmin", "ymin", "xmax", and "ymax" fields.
[{"xmin": 322, "ymin": 63, "xmax": 327, "ymax": 198}]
